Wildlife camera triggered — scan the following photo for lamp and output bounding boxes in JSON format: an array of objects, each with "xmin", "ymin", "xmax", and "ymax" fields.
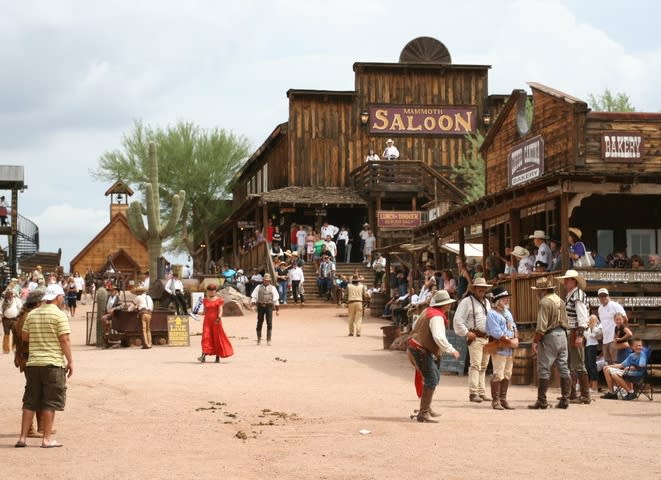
[
  {"xmin": 360, "ymin": 110, "xmax": 370, "ymax": 126},
  {"xmin": 482, "ymin": 112, "xmax": 492, "ymax": 126}
]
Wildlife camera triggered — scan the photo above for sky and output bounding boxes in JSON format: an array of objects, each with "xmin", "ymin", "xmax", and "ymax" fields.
[{"xmin": 1, "ymin": 0, "xmax": 660, "ymax": 272}]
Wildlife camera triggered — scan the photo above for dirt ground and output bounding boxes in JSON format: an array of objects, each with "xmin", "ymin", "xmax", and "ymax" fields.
[{"xmin": 1, "ymin": 301, "xmax": 660, "ymax": 480}]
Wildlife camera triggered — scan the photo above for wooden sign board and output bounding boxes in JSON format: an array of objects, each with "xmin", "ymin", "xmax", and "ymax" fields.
[
  {"xmin": 377, "ymin": 210, "xmax": 421, "ymax": 229},
  {"xmin": 167, "ymin": 315, "xmax": 190, "ymax": 346},
  {"xmin": 508, "ymin": 135, "xmax": 544, "ymax": 187},
  {"xmin": 368, "ymin": 105, "xmax": 477, "ymax": 136},
  {"xmin": 237, "ymin": 221, "xmax": 256, "ymax": 229},
  {"xmin": 440, "ymin": 330, "xmax": 467, "ymax": 375},
  {"xmin": 601, "ymin": 132, "xmax": 644, "ymax": 161}
]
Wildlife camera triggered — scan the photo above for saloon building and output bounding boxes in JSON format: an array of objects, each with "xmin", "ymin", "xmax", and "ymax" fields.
[{"xmin": 209, "ymin": 37, "xmax": 507, "ymax": 263}]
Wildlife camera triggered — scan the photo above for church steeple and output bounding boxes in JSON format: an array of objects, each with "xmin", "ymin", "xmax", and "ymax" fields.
[{"xmin": 104, "ymin": 181, "xmax": 134, "ymax": 220}]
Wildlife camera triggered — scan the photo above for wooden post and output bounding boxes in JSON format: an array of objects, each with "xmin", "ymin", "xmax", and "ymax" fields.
[
  {"xmin": 559, "ymin": 192, "xmax": 570, "ymax": 271},
  {"xmin": 411, "ymin": 196, "xmax": 417, "ymax": 211},
  {"xmin": 374, "ymin": 197, "xmax": 381, "ymax": 248},
  {"xmin": 10, "ymin": 189, "xmax": 18, "ymax": 277},
  {"xmin": 510, "ymin": 208, "xmax": 521, "ymax": 247},
  {"xmin": 232, "ymin": 224, "xmax": 239, "ymax": 268},
  {"xmin": 433, "ymin": 233, "xmax": 441, "ymax": 270},
  {"xmin": 458, "ymin": 227, "xmax": 465, "ymax": 260},
  {"xmin": 262, "ymin": 203, "xmax": 269, "ymax": 238}
]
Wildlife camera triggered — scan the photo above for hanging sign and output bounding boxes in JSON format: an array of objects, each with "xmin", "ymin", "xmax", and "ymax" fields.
[
  {"xmin": 377, "ymin": 211, "xmax": 421, "ymax": 229},
  {"xmin": 369, "ymin": 105, "xmax": 477, "ymax": 135},
  {"xmin": 508, "ymin": 135, "xmax": 544, "ymax": 187},
  {"xmin": 601, "ymin": 132, "xmax": 644, "ymax": 161}
]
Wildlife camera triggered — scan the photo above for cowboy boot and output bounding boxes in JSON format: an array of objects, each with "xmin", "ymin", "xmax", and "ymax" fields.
[
  {"xmin": 571, "ymin": 372, "xmax": 592, "ymax": 404},
  {"xmin": 491, "ymin": 381, "xmax": 504, "ymax": 410},
  {"xmin": 528, "ymin": 378, "xmax": 550, "ymax": 409},
  {"xmin": 569, "ymin": 372, "xmax": 578, "ymax": 400},
  {"xmin": 500, "ymin": 379, "xmax": 515, "ymax": 410},
  {"xmin": 2, "ymin": 334, "xmax": 9, "ymax": 354},
  {"xmin": 556, "ymin": 376, "xmax": 571, "ymax": 409},
  {"xmin": 416, "ymin": 387, "xmax": 439, "ymax": 423}
]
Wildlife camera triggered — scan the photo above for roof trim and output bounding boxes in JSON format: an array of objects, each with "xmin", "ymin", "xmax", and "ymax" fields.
[
  {"xmin": 353, "ymin": 62, "xmax": 491, "ymax": 72},
  {"xmin": 286, "ymin": 89, "xmax": 356, "ymax": 98},
  {"xmin": 258, "ymin": 186, "xmax": 367, "ymax": 206},
  {"xmin": 527, "ymin": 82, "xmax": 587, "ymax": 106},
  {"xmin": 588, "ymin": 112, "xmax": 661, "ymax": 121},
  {"xmin": 104, "ymin": 180, "xmax": 135, "ymax": 197}
]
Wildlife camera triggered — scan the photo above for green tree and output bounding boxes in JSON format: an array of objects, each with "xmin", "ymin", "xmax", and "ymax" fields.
[
  {"xmin": 452, "ymin": 132, "xmax": 485, "ymax": 204},
  {"xmin": 93, "ymin": 120, "xmax": 251, "ymax": 272},
  {"xmin": 587, "ymin": 89, "xmax": 636, "ymax": 112}
]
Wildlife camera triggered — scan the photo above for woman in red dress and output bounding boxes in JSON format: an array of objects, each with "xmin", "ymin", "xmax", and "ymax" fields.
[{"xmin": 194, "ymin": 284, "xmax": 234, "ymax": 363}]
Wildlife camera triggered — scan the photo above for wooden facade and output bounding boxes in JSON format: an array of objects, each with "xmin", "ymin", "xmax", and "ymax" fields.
[
  {"xmin": 70, "ymin": 189, "xmax": 148, "ymax": 284},
  {"xmin": 213, "ymin": 38, "xmax": 503, "ymax": 264},
  {"xmin": 416, "ymin": 82, "xmax": 661, "ymax": 339}
]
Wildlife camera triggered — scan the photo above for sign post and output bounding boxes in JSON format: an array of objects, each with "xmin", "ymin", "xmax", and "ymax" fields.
[{"xmin": 167, "ymin": 315, "xmax": 190, "ymax": 346}]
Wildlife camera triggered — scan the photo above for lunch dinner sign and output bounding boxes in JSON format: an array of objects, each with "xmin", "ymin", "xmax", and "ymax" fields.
[{"xmin": 508, "ymin": 135, "xmax": 544, "ymax": 187}]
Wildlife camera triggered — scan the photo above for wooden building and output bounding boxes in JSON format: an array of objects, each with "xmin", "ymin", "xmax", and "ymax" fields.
[
  {"xmin": 69, "ymin": 181, "xmax": 148, "ymax": 284},
  {"xmin": 211, "ymin": 37, "xmax": 508, "ymax": 265},
  {"xmin": 416, "ymin": 82, "xmax": 661, "ymax": 339}
]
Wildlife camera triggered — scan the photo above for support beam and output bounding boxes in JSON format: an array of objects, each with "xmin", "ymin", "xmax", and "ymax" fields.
[{"xmin": 560, "ymin": 192, "xmax": 570, "ymax": 271}]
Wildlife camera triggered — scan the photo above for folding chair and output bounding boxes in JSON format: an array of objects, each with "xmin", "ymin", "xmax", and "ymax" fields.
[{"xmin": 615, "ymin": 347, "xmax": 654, "ymax": 401}]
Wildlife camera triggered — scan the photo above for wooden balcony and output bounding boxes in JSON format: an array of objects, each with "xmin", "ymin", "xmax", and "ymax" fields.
[{"xmin": 350, "ymin": 160, "xmax": 464, "ymax": 203}]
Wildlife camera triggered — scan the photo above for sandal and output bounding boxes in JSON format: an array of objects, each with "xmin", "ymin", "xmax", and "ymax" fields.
[
  {"xmin": 41, "ymin": 440, "xmax": 63, "ymax": 448},
  {"xmin": 15, "ymin": 441, "xmax": 27, "ymax": 448}
]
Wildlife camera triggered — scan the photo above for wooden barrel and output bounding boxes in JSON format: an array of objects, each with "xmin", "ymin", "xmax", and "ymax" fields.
[
  {"xmin": 370, "ymin": 292, "xmax": 387, "ymax": 318},
  {"xmin": 511, "ymin": 343, "xmax": 534, "ymax": 385},
  {"xmin": 381, "ymin": 325, "xmax": 401, "ymax": 350}
]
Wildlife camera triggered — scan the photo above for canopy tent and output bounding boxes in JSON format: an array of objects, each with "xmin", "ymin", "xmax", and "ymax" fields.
[{"xmin": 440, "ymin": 243, "xmax": 483, "ymax": 258}]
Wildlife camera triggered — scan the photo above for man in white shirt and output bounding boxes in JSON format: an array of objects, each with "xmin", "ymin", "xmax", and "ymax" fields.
[
  {"xmin": 323, "ymin": 235, "xmax": 337, "ymax": 260},
  {"xmin": 250, "ymin": 274, "xmax": 280, "ymax": 345},
  {"xmin": 288, "ymin": 264, "xmax": 305, "ymax": 306},
  {"xmin": 529, "ymin": 230, "xmax": 553, "ymax": 272},
  {"xmin": 453, "ymin": 277, "xmax": 493, "ymax": 402},
  {"xmin": 165, "ymin": 272, "xmax": 187, "ymax": 315},
  {"xmin": 359, "ymin": 224, "xmax": 370, "ymax": 262},
  {"xmin": 320, "ymin": 222, "xmax": 339, "ymax": 241},
  {"xmin": 132, "ymin": 286, "xmax": 154, "ymax": 349},
  {"xmin": 382, "ymin": 138, "xmax": 400, "ymax": 160},
  {"xmin": 511, "ymin": 246, "xmax": 534, "ymax": 275},
  {"xmin": 372, "ymin": 252, "xmax": 386, "ymax": 287},
  {"xmin": 597, "ymin": 288, "xmax": 627, "ymax": 365}
]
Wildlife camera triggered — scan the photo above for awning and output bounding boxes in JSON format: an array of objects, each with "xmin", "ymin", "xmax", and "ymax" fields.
[{"xmin": 441, "ymin": 243, "xmax": 483, "ymax": 257}]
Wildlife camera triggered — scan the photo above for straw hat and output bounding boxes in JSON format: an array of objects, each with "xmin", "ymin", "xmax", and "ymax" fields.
[
  {"xmin": 131, "ymin": 286, "xmax": 147, "ymax": 295},
  {"xmin": 531, "ymin": 276, "xmax": 556, "ymax": 290},
  {"xmin": 429, "ymin": 290, "xmax": 456, "ymax": 307},
  {"xmin": 263, "ymin": 273, "xmax": 272, "ymax": 281},
  {"xmin": 511, "ymin": 246, "xmax": 530, "ymax": 258},
  {"xmin": 556, "ymin": 269, "xmax": 587, "ymax": 290},
  {"xmin": 471, "ymin": 277, "xmax": 493, "ymax": 289},
  {"xmin": 568, "ymin": 227, "xmax": 582, "ymax": 239}
]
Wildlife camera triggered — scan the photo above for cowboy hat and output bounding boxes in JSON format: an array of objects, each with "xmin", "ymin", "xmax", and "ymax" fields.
[
  {"xmin": 429, "ymin": 290, "xmax": 456, "ymax": 307},
  {"xmin": 531, "ymin": 276, "xmax": 556, "ymax": 290},
  {"xmin": 568, "ymin": 227, "xmax": 582, "ymax": 239},
  {"xmin": 131, "ymin": 286, "xmax": 147, "ymax": 295},
  {"xmin": 351, "ymin": 274, "xmax": 360, "ymax": 282},
  {"xmin": 471, "ymin": 277, "xmax": 492, "ymax": 289},
  {"xmin": 529, "ymin": 230, "xmax": 547, "ymax": 240},
  {"xmin": 556, "ymin": 269, "xmax": 586, "ymax": 290},
  {"xmin": 263, "ymin": 273, "xmax": 272, "ymax": 281},
  {"xmin": 510, "ymin": 246, "xmax": 530, "ymax": 258},
  {"xmin": 490, "ymin": 286, "xmax": 510, "ymax": 300},
  {"xmin": 284, "ymin": 250, "xmax": 293, "ymax": 257}
]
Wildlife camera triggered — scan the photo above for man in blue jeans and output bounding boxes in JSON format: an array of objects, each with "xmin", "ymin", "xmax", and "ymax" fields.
[{"xmin": 407, "ymin": 290, "xmax": 460, "ymax": 423}]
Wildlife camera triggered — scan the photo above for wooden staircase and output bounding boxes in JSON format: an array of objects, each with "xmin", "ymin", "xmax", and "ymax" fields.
[{"xmin": 282, "ymin": 262, "xmax": 375, "ymax": 308}]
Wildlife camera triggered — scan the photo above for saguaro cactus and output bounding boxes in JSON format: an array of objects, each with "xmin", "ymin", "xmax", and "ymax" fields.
[
  {"xmin": 95, "ymin": 287, "xmax": 108, "ymax": 348},
  {"xmin": 127, "ymin": 142, "xmax": 186, "ymax": 290}
]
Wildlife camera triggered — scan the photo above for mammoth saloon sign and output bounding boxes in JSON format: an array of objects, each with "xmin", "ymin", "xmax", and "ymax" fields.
[
  {"xmin": 508, "ymin": 135, "xmax": 544, "ymax": 187},
  {"xmin": 369, "ymin": 105, "xmax": 477, "ymax": 135}
]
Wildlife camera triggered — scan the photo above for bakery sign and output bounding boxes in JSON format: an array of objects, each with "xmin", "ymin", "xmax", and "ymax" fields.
[
  {"xmin": 508, "ymin": 135, "xmax": 544, "ymax": 187},
  {"xmin": 601, "ymin": 132, "xmax": 644, "ymax": 161},
  {"xmin": 369, "ymin": 105, "xmax": 477, "ymax": 135}
]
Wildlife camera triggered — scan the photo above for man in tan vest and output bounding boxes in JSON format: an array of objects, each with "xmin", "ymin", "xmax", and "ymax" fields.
[
  {"xmin": 407, "ymin": 290, "xmax": 460, "ymax": 422},
  {"xmin": 344, "ymin": 275, "xmax": 370, "ymax": 336}
]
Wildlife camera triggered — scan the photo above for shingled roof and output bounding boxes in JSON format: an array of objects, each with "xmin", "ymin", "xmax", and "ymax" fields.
[{"xmin": 258, "ymin": 186, "xmax": 366, "ymax": 206}]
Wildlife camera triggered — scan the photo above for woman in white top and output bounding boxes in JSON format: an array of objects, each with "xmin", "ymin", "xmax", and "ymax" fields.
[{"xmin": 365, "ymin": 149, "xmax": 380, "ymax": 162}]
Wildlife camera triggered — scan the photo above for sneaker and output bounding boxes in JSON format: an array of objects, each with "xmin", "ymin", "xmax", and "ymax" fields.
[
  {"xmin": 622, "ymin": 392, "xmax": 637, "ymax": 401},
  {"xmin": 267, "ymin": 340, "xmax": 271, "ymax": 346},
  {"xmin": 600, "ymin": 391, "xmax": 618, "ymax": 400}
]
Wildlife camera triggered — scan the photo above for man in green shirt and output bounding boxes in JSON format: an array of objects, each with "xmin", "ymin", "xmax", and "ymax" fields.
[{"xmin": 15, "ymin": 284, "xmax": 73, "ymax": 448}]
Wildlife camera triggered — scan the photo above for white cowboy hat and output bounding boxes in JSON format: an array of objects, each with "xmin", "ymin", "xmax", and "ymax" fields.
[
  {"xmin": 471, "ymin": 277, "xmax": 493, "ymax": 289},
  {"xmin": 429, "ymin": 290, "xmax": 456, "ymax": 307},
  {"xmin": 510, "ymin": 246, "xmax": 530, "ymax": 258},
  {"xmin": 529, "ymin": 230, "xmax": 547, "ymax": 240},
  {"xmin": 556, "ymin": 269, "xmax": 587, "ymax": 291}
]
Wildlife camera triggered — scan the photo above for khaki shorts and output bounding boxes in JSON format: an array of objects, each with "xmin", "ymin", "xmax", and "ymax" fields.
[{"xmin": 23, "ymin": 366, "xmax": 67, "ymax": 411}]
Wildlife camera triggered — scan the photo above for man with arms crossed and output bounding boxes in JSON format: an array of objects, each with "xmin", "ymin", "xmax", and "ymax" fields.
[{"xmin": 15, "ymin": 284, "xmax": 73, "ymax": 448}]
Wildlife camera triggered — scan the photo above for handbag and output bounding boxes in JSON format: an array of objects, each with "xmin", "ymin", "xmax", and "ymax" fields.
[{"xmin": 574, "ymin": 250, "xmax": 595, "ymax": 268}]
